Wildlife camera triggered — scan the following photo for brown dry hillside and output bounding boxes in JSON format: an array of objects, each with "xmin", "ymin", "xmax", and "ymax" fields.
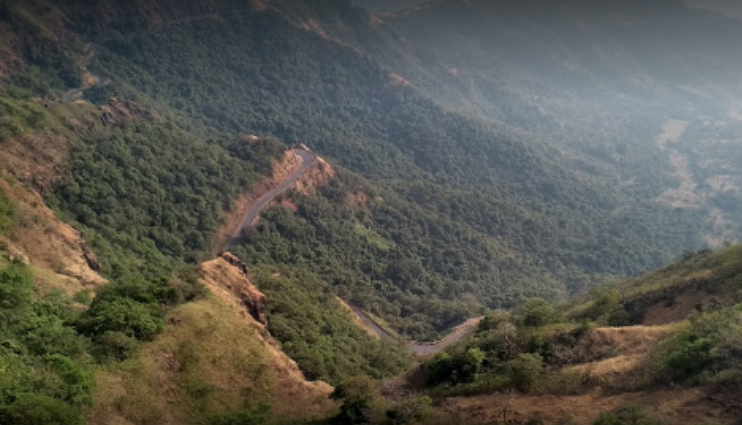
[
  {"xmin": 0, "ymin": 101, "xmax": 108, "ymax": 296},
  {"xmin": 86, "ymin": 255, "xmax": 335, "ymax": 425},
  {"xmin": 417, "ymin": 247, "xmax": 742, "ymax": 425},
  {"xmin": 431, "ymin": 387, "xmax": 725, "ymax": 425},
  {"xmin": 424, "ymin": 323, "xmax": 731, "ymax": 425}
]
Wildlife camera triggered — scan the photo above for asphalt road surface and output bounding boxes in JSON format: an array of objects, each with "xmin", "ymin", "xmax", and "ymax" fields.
[{"xmin": 228, "ymin": 148, "xmax": 317, "ymax": 247}]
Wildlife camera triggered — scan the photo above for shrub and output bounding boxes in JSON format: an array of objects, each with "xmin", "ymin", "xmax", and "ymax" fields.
[
  {"xmin": 663, "ymin": 332, "xmax": 714, "ymax": 381},
  {"xmin": 83, "ymin": 298, "xmax": 163, "ymax": 341},
  {"xmin": 43, "ymin": 355, "xmax": 94, "ymax": 406},
  {"xmin": 331, "ymin": 376, "xmax": 380, "ymax": 425},
  {"xmin": 507, "ymin": 353, "xmax": 544, "ymax": 392},
  {"xmin": 96, "ymin": 331, "xmax": 140, "ymax": 361},
  {"xmin": 0, "ymin": 263, "xmax": 34, "ymax": 324},
  {"xmin": 593, "ymin": 405, "xmax": 663, "ymax": 425},
  {"xmin": 385, "ymin": 396, "xmax": 432, "ymax": 425},
  {"xmin": 208, "ymin": 411, "xmax": 267, "ymax": 425},
  {"xmin": 428, "ymin": 348, "xmax": 485, "ymax": 385},
  {"xmin": 519, "ymin": 298, "xmax": 561, "ymax": 327},
  {"xmin": 0, "ymin": 189, "xmax": 15, "ymax": 234},
  {"xmin": 0, "ymin": 393, "xmax": 83, "ymax": 425}
]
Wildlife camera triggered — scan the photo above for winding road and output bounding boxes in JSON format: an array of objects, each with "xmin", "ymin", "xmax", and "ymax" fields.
[
  {"xmin": 63, "ymin": 45, "xmax": 111, "ymax": 103},
  {"xmin": 227, "ymin": 148, "xmax": 317, "ymax": 247},
  {"xmin": 223, "ymin": 146, "xmax": 476, "ymax": 355},
  {"xmin": 349, "ymin": 304, "xmax": 483, "ymax": 355}
]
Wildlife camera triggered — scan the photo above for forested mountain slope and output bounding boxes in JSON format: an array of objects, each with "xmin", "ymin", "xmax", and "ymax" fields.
[
  {"xmin": 1, "ymin": 0, "xmax": 711, "ymax": 337},
  {"xmin": 387, "ymin": 0, "xmax": 742, "ymax": 94},
  {"xmin": 384, "ymin": 0, "xmax": 742, "ymax": 248}
]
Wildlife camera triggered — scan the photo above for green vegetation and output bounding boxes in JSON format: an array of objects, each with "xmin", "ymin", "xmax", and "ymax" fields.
[
  {"xmin": 418, "ymin": 306, "xmax": 600, "ymax": 398},
  {"xmin": 0, "ymin": 189, "xmax": 16, "ymax": 234},
  {"xmin": 0, "ymin": 95, "xmax": 48, "ymax": 141},
  {"xmin": 0, "ymin": 262, "xmax": 92, "ymax": 425},
  {"xmin": 428, "ymin": 348, "xmax": 484, "ymax": 385},
  {"xmin": 50, "ymin": 124, "xmax": 282, "ymax": 273},
  {"xmin": 82, "ymin": 0, "xmax": 703, "ymax": 333},
  {"xmin": 656, "ymin": 306, "xmax": 742, "ymax": 386},
  {"xmin": 331, "ymin": 376, "xmax": 432, "ymax": 425},
  {"xmin": 593, "ymin": 405, "xmax": 668, "ymax": 425},
  {"xmin": 251, "ymin": 266, "xmax": 411, "ymax": 384},
  {"xmin": 407, "ymin": 243, "xmax": 742, "ymax": 419},
  {"xmin": 88, "ymin": 298, "xmax": 285, "ymax": 425},
  {"xmin": 3, "ymin": 1, "xmax": 742, "ymax": 422}
]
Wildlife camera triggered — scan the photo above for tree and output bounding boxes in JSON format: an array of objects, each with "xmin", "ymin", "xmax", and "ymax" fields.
[
  {"xmin": 0, "ymin": 263, "xmax": 34, "ymax": 324},
  {"xmin": 519, "ymin": 298, "xmax": 561, "ymax": 327},
  {"xmin": 84, "ymin": 298, "xmax": 163, "ymax": 341},
  {"xmin": 386, "ymin": 396, "xmax": 432, "ymax": 425},
  {"xmin": 507, "ymin": 353, "xmax": 544, "ymax": 392},
  {"xmin": 428, "ymin": 348, "xmax": 484, "ymax": 385},
  {"xmin": 0, "ymin": 393, "xmax": 83, "ymax": 425},
  {"xmin": 331, "ymin": 376, "xmax": 380, "ymax": 424}
]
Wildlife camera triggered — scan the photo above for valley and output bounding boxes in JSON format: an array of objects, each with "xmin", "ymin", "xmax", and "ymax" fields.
[{"xmin": 2, "ymin": 0, "xmax": 742, "ymax": 424}]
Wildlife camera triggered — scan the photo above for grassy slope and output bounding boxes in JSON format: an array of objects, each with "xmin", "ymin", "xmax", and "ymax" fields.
[
  {"xmin": 407, "ymin": 244, "xmax": 742, "ymax": 425},
  {"xmin": 87, "ymin": 296, "xmax": 335, "ymax": 425}
]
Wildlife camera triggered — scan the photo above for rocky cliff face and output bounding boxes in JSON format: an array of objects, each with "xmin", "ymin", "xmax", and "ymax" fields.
[
  {"xmin": 200, "ymin": 252, "xmax": 268, "ymax": 326},
  {"xmin": 294, "ymin": 156, "xmax": 336, "ymax": 195},
  {"xmin": 0, "ymin": 112, "xmax": 108, "ymax": 294},
  {"xmin": 99, "ymin": 98, "xmax": 157, "ymax": 127}
]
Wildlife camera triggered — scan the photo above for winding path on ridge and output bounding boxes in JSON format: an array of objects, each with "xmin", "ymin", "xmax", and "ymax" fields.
[{"xmin": 227, "ymin": 148, "xmax": 317, "ymax": 248}]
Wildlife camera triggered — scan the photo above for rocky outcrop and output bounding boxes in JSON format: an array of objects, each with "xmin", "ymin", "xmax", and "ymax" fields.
[
  {"xmin": 294, "ymin": 156, "xmax": 336, "ymax": 195},
  {"xmin": 200, "ymin": 253, "xmax": 268, "ymax": 326},
  {"xmin": 0, "ymin": 178, "xmax": 108, "ymax": 294},
  {"xmin": 99, "ymin": 98, "xmax": 157, "ymax": 127}
]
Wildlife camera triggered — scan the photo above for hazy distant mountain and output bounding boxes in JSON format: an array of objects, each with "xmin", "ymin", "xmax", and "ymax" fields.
[
  {"xmin": 352, "ymin": 0, "xmax": 424, "ymax": 12},
  {"xmin": 684, "ymin": 0, "xmax": 742, "ymax": 17},
  {"xmin": 385, "ymin": 0, "xmax": 742, "ymax": 95}
]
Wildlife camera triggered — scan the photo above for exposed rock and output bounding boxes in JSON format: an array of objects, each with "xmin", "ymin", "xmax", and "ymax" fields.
[
  {"xmin": 6, "ymin": 244, "xmax": 30, "ymax": 265},
  {"xmin": 201, "ymin": 254, "xmax": 268, "ymax": 326},
  {"xmin": 294, "ymin": 156, "xmax": 336, "ymax": 195},
  {"xmin": 99, "ymin": 98, "xmax": 156, "ymax": 127},
  {"xmin": 82, "ymin": 243, "xmax": 102, "ymax": 272},
  {"xmin": 0, "ymin": 179, "xmax": 107, "ymax": 294},
  {"xmin": 244, "ymin": 134, "xmax": 260, "ymax": 144},
  {"xmin": 221, "ymin": 251, "xmax": 249, "ymax": 276}
]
